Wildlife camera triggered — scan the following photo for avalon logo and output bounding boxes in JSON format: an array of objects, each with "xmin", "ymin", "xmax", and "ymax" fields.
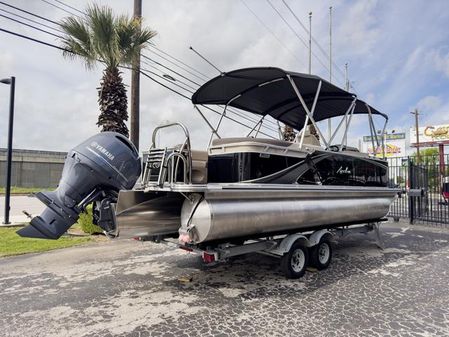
[
  {"xmin": 90, "ymin": 141, "xmax": 115, "ymax": 161},
  {"xmin": 337, "ymin": 166, "xmax": 351, "ymax": 175}
]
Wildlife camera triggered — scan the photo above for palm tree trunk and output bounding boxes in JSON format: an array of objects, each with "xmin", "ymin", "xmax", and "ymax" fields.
[{"xmin": 97, "ymin": 66, "xmax": 129, "ymax": 137}]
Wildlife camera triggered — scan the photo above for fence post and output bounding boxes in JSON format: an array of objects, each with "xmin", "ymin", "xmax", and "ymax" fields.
[{"xmin": 408, "ymin": 158, "xmax": 414, "ymax": 224}]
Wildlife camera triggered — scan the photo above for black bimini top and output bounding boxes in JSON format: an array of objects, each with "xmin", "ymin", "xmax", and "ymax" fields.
[{"xmin": 191, "ymin": 67, "xmax": 387, "ymax": 131}]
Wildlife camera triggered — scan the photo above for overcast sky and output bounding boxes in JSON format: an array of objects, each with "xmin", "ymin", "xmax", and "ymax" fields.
[{"xmin": 1, "ymin": 0, "xmax": 449, "ymax": 152}]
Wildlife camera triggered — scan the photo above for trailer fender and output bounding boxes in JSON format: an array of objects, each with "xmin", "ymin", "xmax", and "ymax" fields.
[
  {"xmin": 271, "ymin": 234, "xmax": 309, "ymax": 256},
  {"xmin": 308, "ymin": 229, "xmax": 333, "ymax": 247}
]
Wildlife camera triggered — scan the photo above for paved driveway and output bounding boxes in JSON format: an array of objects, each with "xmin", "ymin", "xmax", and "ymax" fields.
[
  {"xmin": 0, "ymin": 195, "xmax": 44, "ymax": 224},
  {"xmin": 0, "ymin": 221, "xmax": 448, "ymax": 337}
]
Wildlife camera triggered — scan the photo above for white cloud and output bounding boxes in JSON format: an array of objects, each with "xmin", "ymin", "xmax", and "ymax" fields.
[
  {"xmin": 414, "ymin": 95, "xmax": 449, "ymax": 125},
  {"xmin": 416, "ymin": 96, "xmax": 443, "ymax": 112},
  {"xmin": 426, "ymin": 49, "xmax": 449, "ymax": 78},
  {"xmin": 334, "ymin": 0, "xmax": 380, "ymax": 57}
]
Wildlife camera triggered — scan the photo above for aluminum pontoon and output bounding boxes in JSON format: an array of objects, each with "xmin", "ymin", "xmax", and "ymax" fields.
[{"xmin": 19, "ymin": 67, "xmax": 399, "ymax": 278}]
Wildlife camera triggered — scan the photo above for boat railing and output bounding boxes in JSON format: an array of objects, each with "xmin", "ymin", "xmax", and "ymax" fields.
[{"xmin": 142, "ymin": 122, "xmax": 192, "ymax": 187}]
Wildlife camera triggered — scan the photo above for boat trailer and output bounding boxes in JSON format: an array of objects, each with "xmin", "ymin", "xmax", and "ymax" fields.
[{"xmin": 146, "ymin": 221, "xmax": 385, "ymax": 279}]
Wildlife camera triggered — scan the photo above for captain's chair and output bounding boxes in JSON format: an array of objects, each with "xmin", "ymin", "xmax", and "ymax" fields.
[{"xmin": 296, "ymin": 128, "xmax": 321, "ymax": 147}]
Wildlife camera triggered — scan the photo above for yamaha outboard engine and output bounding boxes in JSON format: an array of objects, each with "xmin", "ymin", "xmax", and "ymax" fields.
[{"xmin": 17, "ymin": 132, "xmax": 141, "ymax": 239}]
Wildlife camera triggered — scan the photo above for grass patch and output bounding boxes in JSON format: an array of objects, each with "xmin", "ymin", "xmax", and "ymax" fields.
[
  {"xmin": 77, "ymin": 204, "xmax": 103, "ymax": 235},
  {"xmin": 0, "ymin": 227, "xmax": 93, "ymax": 257},
  {"xmin": 0, "ymin": 186, "xmax": 52, "ymax": 195}
]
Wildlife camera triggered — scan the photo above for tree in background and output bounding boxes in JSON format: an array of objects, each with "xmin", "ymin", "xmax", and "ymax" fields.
[
  {"xmin": 412, "ymin": 147, "xmax": 441, "ymax": 191},
  {"xmin": 413, "ymin": 148, "xmax": 439, "ymax": 165},
  {"xmin": 60, "ymin": 4, "xmax": 157, "ymax": 137}
]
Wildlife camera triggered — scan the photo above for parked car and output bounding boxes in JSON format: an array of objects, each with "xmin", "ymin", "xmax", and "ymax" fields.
[{"xmin": 443, "ymin": 177, "xmax": 449, "ymax": 204}]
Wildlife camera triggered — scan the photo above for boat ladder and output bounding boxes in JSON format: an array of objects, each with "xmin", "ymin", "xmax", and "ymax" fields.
[{"xmin": 142, "ymin": 123, "xmax": 192, "ymax": 188}]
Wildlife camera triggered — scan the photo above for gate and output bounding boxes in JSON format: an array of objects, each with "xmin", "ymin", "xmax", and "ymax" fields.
[{"xmin": 388, "ymin": 155, "xmax": 449, "ymax": 226}]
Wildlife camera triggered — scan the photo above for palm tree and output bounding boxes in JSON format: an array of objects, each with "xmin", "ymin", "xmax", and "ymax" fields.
[{"xmin": 60, "ymin": 4, "xmax": 157, "ymax": 137}]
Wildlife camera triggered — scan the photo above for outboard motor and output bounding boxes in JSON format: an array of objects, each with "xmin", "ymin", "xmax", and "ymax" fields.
[{"xmin": 17, "ymin": 132, "xmax": 141, "ymax": 240}]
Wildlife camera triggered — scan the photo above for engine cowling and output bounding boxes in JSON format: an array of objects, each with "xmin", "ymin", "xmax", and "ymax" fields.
[{"xmin": 17, "ymin": 132, "xmax": 141, "ymax": 239}]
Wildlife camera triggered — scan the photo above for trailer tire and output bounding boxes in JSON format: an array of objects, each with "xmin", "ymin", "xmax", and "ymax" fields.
[
  {"xmin": 310, "ymin": 237, "xmax": 332, "ymax": 270},
  {"xmin": 281, "ymin": 241, "xmax": 309, "ymax": 279}
]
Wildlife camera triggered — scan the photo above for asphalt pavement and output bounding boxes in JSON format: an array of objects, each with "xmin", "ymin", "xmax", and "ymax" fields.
[{"xmin": 0, "ymin": 221, "xmax": 449, "ymax": 337}]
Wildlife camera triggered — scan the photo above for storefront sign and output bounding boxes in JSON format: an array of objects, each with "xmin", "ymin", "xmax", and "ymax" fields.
[{"xmin": 410, "ymin": 124, "xmax": 449, "ymax": 147}]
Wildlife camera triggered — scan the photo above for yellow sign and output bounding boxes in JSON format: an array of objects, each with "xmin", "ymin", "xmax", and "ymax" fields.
[
  {"xmin": 411, "ymin": 124, "xmax": 449, "ymax": 146},
  {"xmin": 368, "ymin": 143, "xmax": 402, "ymax": 157}
]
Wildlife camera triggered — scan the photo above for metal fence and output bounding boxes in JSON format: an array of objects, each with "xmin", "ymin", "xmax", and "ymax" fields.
[{"xmin": 388, "ymin": 154, "xmax": 449, "ymax": 226}]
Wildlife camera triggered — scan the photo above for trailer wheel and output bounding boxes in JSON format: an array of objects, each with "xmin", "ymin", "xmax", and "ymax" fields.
[
  {"xmin": 310, "ymin": 237, "xmax": 332, "ymax": 270},
  {"xmin": 281, "ymin": 241, "xmax": 309, "ymax": 279}
]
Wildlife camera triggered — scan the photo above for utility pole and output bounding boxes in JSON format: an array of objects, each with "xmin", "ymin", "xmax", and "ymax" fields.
[
  {"xmin": 328, "ymin": 6, "xmax": 332, "ymax": 142},
  {"xmin": 130, "ymin": 0, "xmax": 142, "ymax": 150},
  {"xmin": 308, "ymin": 12, "xmax": 312, "ymax": 75},
  {"xmin": 411, "ymin": 109, "xmax": 420, "ymax": 163}
]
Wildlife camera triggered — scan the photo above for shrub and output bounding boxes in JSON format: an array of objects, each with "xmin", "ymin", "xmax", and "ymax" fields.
[{"xmin": 77, "ymin": 204, "xmax": 103, "ymax": 235}]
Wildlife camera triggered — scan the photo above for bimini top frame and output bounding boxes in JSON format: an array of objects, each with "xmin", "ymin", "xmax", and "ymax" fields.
[{"xmin": 191, "ymin": 67, "xmax": 388, "ymax": 156}]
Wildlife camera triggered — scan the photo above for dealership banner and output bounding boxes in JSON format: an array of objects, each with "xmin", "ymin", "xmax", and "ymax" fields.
[
  {"xmin": 410, "ymin": 124, "xmax": 449, "ymax": 147},
  {"xmin": 361, "ymin": 133, "xmax": 406, "ymax": 157}
]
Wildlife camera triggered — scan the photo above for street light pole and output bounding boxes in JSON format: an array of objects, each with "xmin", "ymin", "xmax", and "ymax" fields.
[
  {"xmin": 1, "ymin": 76, "xmax": 15, "ymax": 224},
  {"xmin": 411, "ymin": 109, "xmax": 420, "ymax": 163}
]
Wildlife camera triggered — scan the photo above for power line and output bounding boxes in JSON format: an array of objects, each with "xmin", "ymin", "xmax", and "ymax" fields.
[
  {"xmin": 146, "ymin": 51, "xmax": 280, "ymax": 129},
  {"xmin": 142, "ymin": 53, "xmax": 201, "ymax": 87},
  {"xmin": 0, "ymin": 4, "xmax": 279, "ymax": 137},
  {"xmin": 140, "ymin": 61, "xmax": 279, "ymax": 133},
  {"xmin": 39, "ymin": 0, "xmax": 80, "ymax": 18},
  {"xmin": 240, "ymin": 0, "xmax": 307, "ymax": 69},
  {"xmin": 52, "ymin": 0, "xmax": 85, "ymax": 16},
  {"xmin": 0, "ymin": 1, "xmax": 59, "ymax": 25},
  {"xmin": 5, "ymin": 0, "xmax": 279, "ymax": 131},
  {"xmin": 0, "ymin": 12, "xmax": 62, "ymax": 38},
  {"xmin": 147, "ymin": 47, "xmax": 210, "ymax": 82},
  {"xmin": 280, "ymin": 0, "xmax": 346, "ymax": 80},
  {"xmin": 265, "ymin": 0, "xmax": 334, "ymax": 80},
  {"xmin": 141, "ymin": 64, "xmax": 197, "ymax": 94},
  {"xmin": 138, "ymin": 69, "xmax": 275, "ymax": 138},
  {"xmin": 0, "ymin": 7, "xmax": 63, "ymax": 34},
  {"xmin": 150, "ymin": 45, "xmax": 210, "ymax": 80},
  {"xmin": 0, "ymin": 26, "xmax": 65, "ymax": 51}
]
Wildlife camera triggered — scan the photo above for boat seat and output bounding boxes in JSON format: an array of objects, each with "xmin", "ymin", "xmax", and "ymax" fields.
[
  {"xmin": 191, "ymin": 149, "xmax": 208, "ymax": 183},
  {"xmin": 295, "ymin": 129, "xmax": 321, "ymax": 146}
]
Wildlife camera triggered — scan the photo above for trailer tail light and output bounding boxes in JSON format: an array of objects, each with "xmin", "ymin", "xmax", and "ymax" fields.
[{"xmin": 202, "ymin": 252, "xmax": 217, "ymax": 264}]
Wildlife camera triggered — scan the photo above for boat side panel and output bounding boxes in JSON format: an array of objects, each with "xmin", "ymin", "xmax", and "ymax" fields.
[{"xmin": 207, "ymin": 150, "xmax": 389, "ymax": 187}]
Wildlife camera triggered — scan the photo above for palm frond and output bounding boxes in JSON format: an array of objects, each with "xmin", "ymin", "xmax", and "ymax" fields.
[
  {"xmin": 86, "ymin": 4, "xmax": 118, "ymax": 67},
  {"xmin": 60, "ymin": 16, "xmax": 96, "ymax": 69},
  {"xmin": 58, "ymin": 3, "xmax": 157, "ymax": 137}
]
